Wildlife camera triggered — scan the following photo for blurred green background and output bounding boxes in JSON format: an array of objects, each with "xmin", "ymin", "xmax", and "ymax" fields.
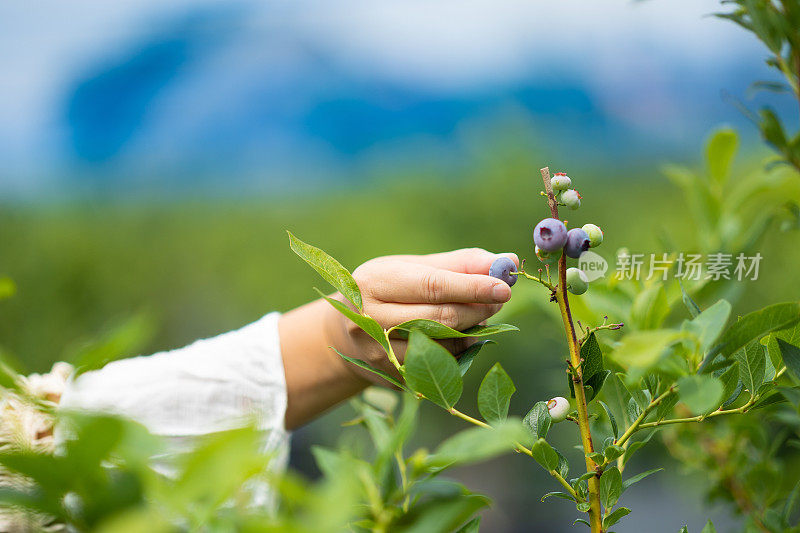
[
  {"xmin": 3, "ymin": 0, "xmax": 800, "ymax": 529},
  {"xmin": 2, "ymin": 130, "xmax": 798, "ymax": 531}
]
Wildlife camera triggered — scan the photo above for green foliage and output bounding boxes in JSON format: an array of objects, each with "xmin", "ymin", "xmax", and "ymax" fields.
[
  {"xmin": 677, "ymin": 375, "xmax": 723, "ymax": 415},
  {"xmin": 390, "ymin": 320, "xmax": 518, "ymax": 339},
  {"xmin": 403, "ymin": 331, "xmax": 464, "ymax": 410},
  {"xmin": 477, "ymin": 363, "xmax": 515, "ymax": 423},
  {"xmin": 287, "ymin": 231, "xmax": 363, "ymax": 311}
]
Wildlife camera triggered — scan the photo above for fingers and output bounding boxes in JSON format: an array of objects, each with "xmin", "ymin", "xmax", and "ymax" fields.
[
  {"xmin": 400, "ymin": 248, "xmax": 519, "ymax": 275},
  {"xmin": 364, "ymin": 263, "xmax": 511, "ymax": 304},
  {"xmin": 369, "ymin": 302, "xmax": 502, "ymax": 332}
]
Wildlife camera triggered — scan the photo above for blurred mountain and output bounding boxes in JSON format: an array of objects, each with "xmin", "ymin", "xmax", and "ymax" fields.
[{"xmin": 0, "ymin": 0, "xmax": 795, "ymax": 196}]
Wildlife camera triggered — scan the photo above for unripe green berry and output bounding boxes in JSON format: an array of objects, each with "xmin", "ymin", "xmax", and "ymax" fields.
[
  {"xmin": 566, "ymin": 267, "xmax": 589, "ymax": 295},
  {"xmin": 550, "ymin": 172, "xmax": 571, "ymax": 191},
  {"xmin": 581, "ymin": 223, "xmax": 603, "ymax": 247},
  {"xmin": 547, "ymin": 397, "xmax": 570, "ymax": 422},
  {"xmin": 561, "ymin": 189, "xmax": 581, "ymax": 210},
  {"xmin": 535, "ymin": 245, "xmax": 561, "ymax": 264}
]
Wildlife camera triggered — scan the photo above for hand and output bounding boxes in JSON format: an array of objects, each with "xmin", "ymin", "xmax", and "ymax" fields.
[{"xmin": 325, "ymin": 248, "xmax": 519, "ymax": 385}]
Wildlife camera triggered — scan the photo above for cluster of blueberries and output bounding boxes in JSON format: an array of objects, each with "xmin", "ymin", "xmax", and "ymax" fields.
[{"xmin": 488, "ymin": 173, "xmax": 603, "ymax": 295}]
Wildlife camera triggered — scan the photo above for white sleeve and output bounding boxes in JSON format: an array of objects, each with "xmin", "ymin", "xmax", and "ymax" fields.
[{"xmin": 58, "ymin": 312, "xmax": 290, "ymax": 506}]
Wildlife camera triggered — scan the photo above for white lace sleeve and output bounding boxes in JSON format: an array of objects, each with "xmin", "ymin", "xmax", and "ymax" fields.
[{"xmin": 58, "ymin": 312, "xmax": 289, "ymax": 509}]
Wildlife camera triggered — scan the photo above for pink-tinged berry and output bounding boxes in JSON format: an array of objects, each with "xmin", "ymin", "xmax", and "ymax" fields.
[
  {"xmin": 550, "ymin": 173, "xmax": 571, "ymax": 191},
  {"xmin": 547, "ymin": 397, "xmax": 570, "ymax": 422},
  {"xmin": 533, "ymin": 218, "xmax": 568, "ymax": 252},
  {"xmin": 561, "ymin": 189, "xmax": 581, "ymax": 210}
]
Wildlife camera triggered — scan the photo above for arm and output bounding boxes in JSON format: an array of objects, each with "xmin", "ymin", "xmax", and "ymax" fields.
[{"xmin": 279, "ymin": 248, "xmax": 518, "ymax": 429}]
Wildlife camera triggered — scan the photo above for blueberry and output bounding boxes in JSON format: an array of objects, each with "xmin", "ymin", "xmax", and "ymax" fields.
[
  {"xmin": 581, "ymin": 223, "xmax": 603, "ymax": 247},
  {"xmin": 533, "ymin": 218, "xmax": 568, "ymax": 252},
  {"xmin": 489, "ymin": 256, "xmax": 517, "ymax": 287},
  {"xmin": 535, "ymin": 245, "xmax": 561, "ymax": 264},
  {"xmin": 561, "ymin": 189, "xmax": 581, "ymax": 210},
  {"xmin": 566, "ymin": 267, "xmax": 589, "ymax": 295},
  {"xmin": 547, "ymin": 397, "xmax": 570, "ymax": 422},
  {"xmin": 565, "ymin": 228, "xmax": 591, "ymax": 258},
  {"xmin": 550, "ymin": 173, "xmax": 571, "ymax": 191}
]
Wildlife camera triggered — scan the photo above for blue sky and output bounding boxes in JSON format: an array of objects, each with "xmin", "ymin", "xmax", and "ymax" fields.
[{"xmin": 0, "ymin": 0, "xmax": 788, "ymax": 195}]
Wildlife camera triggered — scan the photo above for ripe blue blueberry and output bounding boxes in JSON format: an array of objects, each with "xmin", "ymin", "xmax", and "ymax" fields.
[
  {"xmin": 565, "ymin": 267, "xmax": 589, "ymax": 295},
  {"xmin": 561, "ymin": 189, "xmax": 581, "ymax": 210},
  {"xmin": 533, "ymin": 218, "xmax": 568, "ymax": 252},
  {"xmin": 565, "ymin": 228, "xmax": 591, "ymax": 258},
  {"xmin": 550, "ymin": 173, "xmax": 571, "ymax": 191},
  {"xmin": 535, "ymin": 245, "xmax": 561, "ymax": 264},
  {"xmin": 581, "ymin": 223, "xmax": 603, "ymax": 247},
  {"xmin": 488, "ymin": 256, "xmax": 517, "ymax": 287}
]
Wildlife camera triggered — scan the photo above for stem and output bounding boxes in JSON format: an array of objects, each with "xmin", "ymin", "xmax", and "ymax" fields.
[
  {"xmin": 541, "ymin": 167, "xmax": 603, "ymax": 532},
  {"xmin": 616, "ymin": 367, "xmax": 786, "ymax": 438},
  {"xmin": 512, "ymin": 270, "xmax": 556, "ymax": 291},
  {"xmin": 383, "ymin": 330, "xmax": 402, "ymax": 371},
  {"xmin": 448, "ymin": 406, "xmax": 579, "ymax": 500},
  {"xmin": 614, "ymin": 388, "xmax": 676, "ymax": 448}
]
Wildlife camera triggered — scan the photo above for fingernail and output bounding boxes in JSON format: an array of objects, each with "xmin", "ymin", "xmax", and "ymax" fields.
[{"xmin": 492, "ymin": 283, "xmax": 510, "ymax": 302}]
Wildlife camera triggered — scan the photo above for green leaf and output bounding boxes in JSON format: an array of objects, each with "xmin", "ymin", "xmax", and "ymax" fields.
[
  {"xmin": 432, "ymin": 419, "xmax": 528, "ymax": 467},
  {"xmin": 288, "ymin": 231, "xmax": 363, "ymax": 311},
  {"xmin": 655, "ymin": 394, "xmax": 678, "ymax": 422},
  {"xmin": 760, "ymin": 108, "xmax": 789, "ymax": 153},
  {"xmin": 457, "ymin": 340, "xmax": 494, "ymax": 376},
  {"xmin": 706, "ymin": 128, "xmax": 738, "ymax": 186},
  {"xmin": 778, "ymin": 386, "xmax": 800, "ymax": 407},
  {"xmin": 777, "ymin": 338, "xmax": 800, "ymax": 385},
  {"xmin": 631, "ymin": 284, "xmax": 669, "ymax": 330},
  {"xmin": 581, "ymin": 332, "xmax": 604, "ymax": 381},
  {"xmin": 706, "ymin": 302, "xmax": 800, "ymax": 364},
  {"xmin": 71, "ymin": 315, "xmax": 155, "ymax": 376},
  {"xmin": 598, "ymin": 400, "xmax": 618, "ymax": 439},
  {"xmin": 530, "ymin": 438, "xmax": 559, "ymax": 471},
  {"xmin": 783, "ymin": 479, "xmax": 800, "ymax": 526},
  {"xmin": 404, "ymin": 330, "xmax": 463, "ymax": 410},
  {"xmin": 555, "ymin": 448, "xmax": 570, "ymax": 479},
  {"xmin": 683, "ymin": 299, "xmax": 732, "ymax": 354},
  {"xmin": 622, "ymin": 468, "xmax": 662, "ymax": 492},
  {"xmin": 477, "ymin": 363, "xmax": 515, "ymax": 423},
  {"xmin": 541, "ymin": 491, "xmax": 576, "ymax": 502},
  {"xmin": 574, "ymin": 518, "xmax": 591, "ymax": 528},
  {"xmin": 701, "ymin": 520, "xmax": 718, "ymax": 533},
  {"xmin": 455, "ymin": 517, "xmax": 481, "ymax": 533},
  {"xmin": 718, "ymin": 362, "xmax": 742, "ymax": 407},
  {"xmin": 317, "ymin": 290, "xmax": 390, "ymax": 353},
  {"xmin": 679, "ymin": 280, "xmax": 701, "ymax": 318},
  {"xmin": 523, "ymin": 401, "xmax": 551, "ymax": 439},
  {"xmin": 622, "ymin": 431, "xmax": 657, "ymax": 466},
  {"xmin": 735, "ymin": 340, "xmax": 767, "ymax": 396},
  {"xmin": 599, "ymin": 466, "xmax": 623, "ymax": 509},
  {"xmin": 585, "ymin": 370, "xmax": 611, "ymax": 402},
  {"xmin": 610, "ymin": 330, "xmax": 686, "ymax": 377},
  {"xmin": 604, "ymin": 444, "xmax": 625, "ymax": 462},
  {"xmin": 392, "ymin": 494, "xmax": 490, "ymax": 533},
  {"xmin": 390, "ymin": 320, "xmax": 518, "ymax": 339},
  {"xmin": 604, "ymin": 507, "xmax": 631, "ymax": 528},
  {"xmin": 334, "ymin": 349, "xmax": 405, "ymax": 390},
  {"xmin": 677, "ymin": 375, "xmax": 723, "ymax": 415}
]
